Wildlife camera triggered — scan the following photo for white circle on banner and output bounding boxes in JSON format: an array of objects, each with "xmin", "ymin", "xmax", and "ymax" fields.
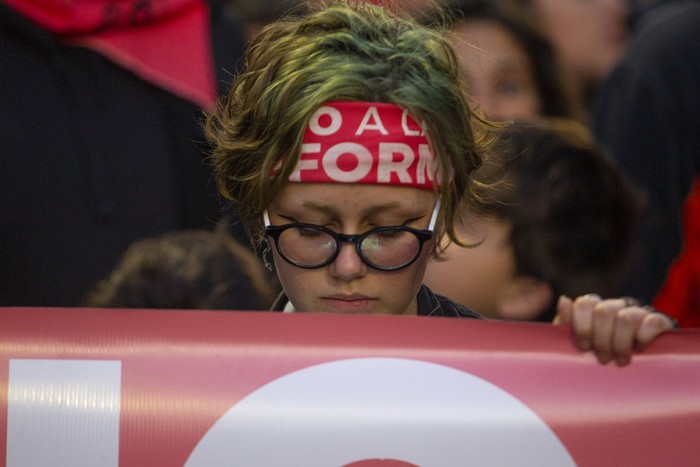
[
  {"xmin": 309, "ymin": 106, "xmax": 342, "ymax": 135},
  {"xmin": 185, "ymin": 358, "xmax": 575, "ymax": 467}
]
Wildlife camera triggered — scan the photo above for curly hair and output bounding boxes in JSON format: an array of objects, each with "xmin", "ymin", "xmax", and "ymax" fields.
[
  {"xmin": 206, "ymin": 0, "xmax": 492, "ymax": 253},
  {"xmin": 83, "ymin": 229, "xmax": 278, "ymax": 310}
]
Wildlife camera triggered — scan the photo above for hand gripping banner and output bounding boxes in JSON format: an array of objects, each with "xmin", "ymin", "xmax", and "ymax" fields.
[{"xmin": 1, "ymin": 307, "xmax": 699, "ymax": 466}]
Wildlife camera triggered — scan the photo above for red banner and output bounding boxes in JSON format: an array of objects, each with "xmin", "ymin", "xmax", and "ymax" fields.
[{"xmin": 1, "ymin": 307, "xmax": 699, "ymax": 466}]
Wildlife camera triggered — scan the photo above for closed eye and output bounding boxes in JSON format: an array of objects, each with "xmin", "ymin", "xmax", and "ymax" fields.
[
  {"xmin": 373, "ymin": 228, "xmax": 404, "ymax": 239},
  {"xmin": 297, "ymin": 226, "xmax": 324, "ymax": 238}
]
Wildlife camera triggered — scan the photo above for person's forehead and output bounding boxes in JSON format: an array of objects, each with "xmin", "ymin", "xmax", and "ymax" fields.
[{"xmin": 271, "ymin": 183, "xmax": 436, "ymax": 212}]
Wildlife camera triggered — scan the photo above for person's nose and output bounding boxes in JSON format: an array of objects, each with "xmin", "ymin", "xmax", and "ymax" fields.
[{"xmin": 328, "ymin": 241, "xmax": 368, "ymax": 281}]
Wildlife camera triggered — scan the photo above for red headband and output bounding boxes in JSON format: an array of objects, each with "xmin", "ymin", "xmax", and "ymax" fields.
[{"xmin": 285, "ymin": 102, "xmax": 440, "ymax": 191}]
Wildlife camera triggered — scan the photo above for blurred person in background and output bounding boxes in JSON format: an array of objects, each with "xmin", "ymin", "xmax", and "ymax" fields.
[
  {"xmin": 425, "ymin": 1, "xmax": 643, "ymax": 323},
  {"xmin": 503, "ymin": 0, "xmax": 630, "ymax": 123},
  {"xmin": 0, "ymin": 0, "xmax": 256, "ymax": 306},
  {"xmin": 442, "ymin": 0, "xmax": 570, "ymax": 120},
  {"xmin": 84, "ymin": 226, "xmax": 277, "ymax": 310}
]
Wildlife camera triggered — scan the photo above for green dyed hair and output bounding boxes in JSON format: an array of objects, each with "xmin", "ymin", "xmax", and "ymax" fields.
[{"xmin": 207, "ymin": 0, "xmax": 490, "ymax": 253}]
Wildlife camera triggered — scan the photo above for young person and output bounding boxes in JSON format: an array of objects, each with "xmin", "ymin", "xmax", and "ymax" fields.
[
  {"xmin": 425, "ymin": 119, "xmax": 643, "ymax": 323},
  {"xmin": 206, "ymin": 0, "xmax": 675, "ymax": 365}
]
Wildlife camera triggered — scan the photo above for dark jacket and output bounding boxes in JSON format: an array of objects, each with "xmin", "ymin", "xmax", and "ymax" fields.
[
  {"xmin": 271, "ymin": 284, "xmax": 483, "ymax": 318},
  {"xmin": 0, "ymin": 4, "xmax": 248, "ymax": 306},
  {"xmin": 591, "ymin": 1, "xmax": 700, "ymax": 304}
]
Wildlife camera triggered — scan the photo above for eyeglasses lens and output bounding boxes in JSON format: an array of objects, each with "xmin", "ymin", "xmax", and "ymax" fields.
[
  {"xmin": 277, "ymin": 226, "xmax": 421, "ymax": 269},
  {"xmin": 361, "ymin": 231, "xmax": 420, "ymax": 268}
]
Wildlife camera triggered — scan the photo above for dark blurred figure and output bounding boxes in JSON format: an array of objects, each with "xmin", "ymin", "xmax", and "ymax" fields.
[
  {"xmin": 591, "ymin": 0, "xmax": 700, "ymax": 327},
  {"xmin": 626, "ymin": 0, "xmax": 681, "ymax": 25},
  {"xmin": 0, "ymin": 0, "xmax": 248, "ymax": 306},
  {"xmin": 84, "ymin": 227, "xmax": 277, "ymax": 310}
]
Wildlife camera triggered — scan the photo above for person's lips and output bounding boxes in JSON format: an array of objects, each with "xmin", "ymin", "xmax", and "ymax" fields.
[{"xmin": 322, "ymin": 294, "xmax": 376, "ymax": 313}]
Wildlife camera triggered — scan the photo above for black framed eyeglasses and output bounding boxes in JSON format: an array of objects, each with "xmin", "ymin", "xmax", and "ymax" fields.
[{"xmin": 263, "ymin": 200, "xmax": 440, "ymax": 271}]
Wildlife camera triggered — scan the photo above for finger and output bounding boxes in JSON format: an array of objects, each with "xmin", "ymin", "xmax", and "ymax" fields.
[
  {"xmin": 591, "ymin": 299, "xmax": 622, "ymax": 365},
  {"xmin": 635, "ymin": 311, "xmax": 676, "ymax": 349},
  {"xmin": 553, "ymin": 295, "xmax": 573, "ymax": 325},
  {"xmin": 621, "ymin": 296, "xmax": 642, "ymax": 307},
  {"xmin": 611, "ymin": 307, "xmax": 647, "ymax": 367},
  {"xmin": 571, "ymin": 294, "xmax": 600, "ymax": 351}
]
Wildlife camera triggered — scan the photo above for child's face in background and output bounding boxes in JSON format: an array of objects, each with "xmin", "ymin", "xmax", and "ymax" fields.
[{"xmin": 424, "ymin": 216, "xmax": 518, "ymax": 319}]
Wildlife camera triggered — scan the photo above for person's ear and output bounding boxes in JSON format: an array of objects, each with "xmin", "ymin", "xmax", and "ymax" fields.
[{"xmin": 496, "ymin": 276, "xmax": 554, "ymax": 321}]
